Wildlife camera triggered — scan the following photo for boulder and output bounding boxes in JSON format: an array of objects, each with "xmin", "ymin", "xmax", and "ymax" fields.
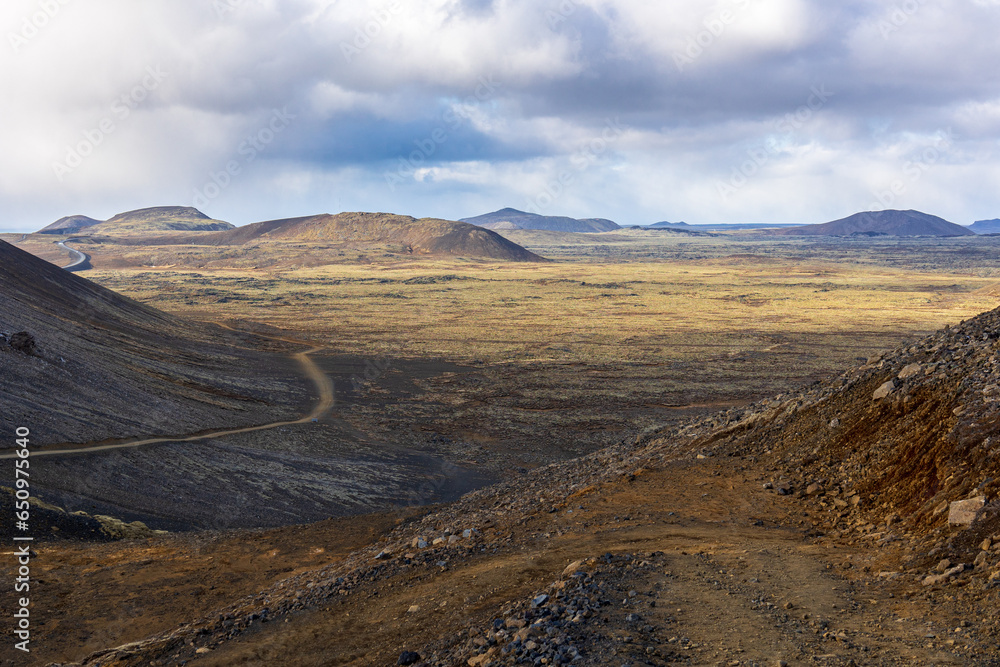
[
  {"xmin": 873, "ymin": 380, "xmax": 896, "ymax": 400},
  {"xmin": 8, "ymin": 331, "xmax": 36, "ymax": 356},
  {"xmin": 948, "ymin": 497, "xmax": 986, "ymax": 526},
  {"xmin": 397, "ymin": 651, "xmax": 421, "ymax": 666}
]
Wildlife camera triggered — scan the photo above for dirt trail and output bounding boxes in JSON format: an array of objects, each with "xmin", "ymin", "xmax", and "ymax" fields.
[
  {"xmin": 0, "ymin": 345, "xmax": 333, "ymax": 460},
  {"xmin": 51, "ymin": 457, "xmax": 987, "ymax": 667}
]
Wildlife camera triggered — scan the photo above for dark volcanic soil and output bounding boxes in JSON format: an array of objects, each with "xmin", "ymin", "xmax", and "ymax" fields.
[{"xmin": 0, "ymin": 240, "xmax": 309, "ymax": 447}]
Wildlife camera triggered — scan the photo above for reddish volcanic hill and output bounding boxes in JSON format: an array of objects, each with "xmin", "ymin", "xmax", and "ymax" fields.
[{"xmin": 161, "ymin": 211, "xmax": 548, "ymax": 261}]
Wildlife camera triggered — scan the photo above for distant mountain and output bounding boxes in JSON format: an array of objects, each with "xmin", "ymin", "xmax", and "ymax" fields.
[
  {"xmin": 647, "ymin": 221, "xmax": 690, "ymax": 229},
  {"xmin": 773, "ymin": 210, "xmax": 974, "ymax": 237},
  {"xmin": 683, "ymin": 223, "xmax": 802, "ymax": 231},
  {"xmin": 37, "ymin": 214, "xmax": 103, "ymax": 235},
  {"xmin": 461, "ymin": 208, "xmax": 620, "ymax": 233},
  {"xmin": 156, "ymin": 212, "xmax": 546, "ymax": 262},
  {"xmin": 968, "ymin": 219, "xmax": 1000, "ymax": 234},
  {"xmin": 37, "ymin": 207, "xmax": 234, "ymax": 236},
  {"xmin": 97, "ymin": 206, "xmax": 234, "ymax": 233}
]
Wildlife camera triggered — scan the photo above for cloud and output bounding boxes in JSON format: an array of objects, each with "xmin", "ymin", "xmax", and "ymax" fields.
[{"xmin": 2, "ymin": 0, "xmax": 1000, "ymax": 231}]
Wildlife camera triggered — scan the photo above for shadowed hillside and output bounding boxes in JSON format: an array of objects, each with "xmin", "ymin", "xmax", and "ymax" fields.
[
  {"xmin": 0, "ymin": 240, "xmax": 305, "ymax": 447},
  {"xmin": 461, "ymin": 208, "xmax": 620, "ymax": 233}
]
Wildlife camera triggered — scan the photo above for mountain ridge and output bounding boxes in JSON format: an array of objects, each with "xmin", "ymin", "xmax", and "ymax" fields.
[
  {"xmin": 461, "ymin": 208, "xmax": 620, "ymax": 233},
  {"xmin": 141, "ymin": 211, "xmax": 547, "ymax": 262},
  {"xmin": 772, "ymin": 209, "xmax": 974, "ymax": 237},
  {"xmin": 36, "ymin": 206, "xmax": 234, "ymax": 236},
  {"xmin": 38, "ymin": 214, "xmax": 103, "ymax": 235},
  {"xmin": 968, "ymin": 218, "xmax": 1000, "ymax": 234}
]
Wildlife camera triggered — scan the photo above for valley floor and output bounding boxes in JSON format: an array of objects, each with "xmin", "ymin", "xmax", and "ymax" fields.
[{"xmin": 4, "ymin": 232, "xmax": 1000, "ymax": 665}]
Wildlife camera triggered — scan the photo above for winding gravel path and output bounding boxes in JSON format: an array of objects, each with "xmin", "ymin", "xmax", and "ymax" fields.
[{"xmin": 0, "ymin": 346, "xmax": 334, "ymax": 460}]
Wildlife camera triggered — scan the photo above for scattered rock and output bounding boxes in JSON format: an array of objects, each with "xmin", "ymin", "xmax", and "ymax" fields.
[
  {"xmin": 8, "ymin": 331, "xmax": 36, "ymax": 356},
  {"xmin": 397, "ymin": 651, "xmax": 421, "ymax": 666},
  {"xmin": 923, "ymin": 573, "xmax": 948, "ymax": 586},
  {"xmin": 872, "ymin": 380, "xmax": 896, "ymax": 400},
  {"xmin": 948, "ymin": 497, "xmax": 986, "ymax": 526},
  {"xmin": 562, "ymin": 559, "xmax": 586, "ymax": 577},
  {"xmin": 898, "ymin": 363, "xmax": 922, "ymax": 380},
  {"xmin": 944, "ymin": 564, "xmax": 967, "ymax": 578}
]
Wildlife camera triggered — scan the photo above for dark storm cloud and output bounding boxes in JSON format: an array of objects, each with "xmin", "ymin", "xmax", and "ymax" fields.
[{"xmin": 3, "ymin": 0, "xmax": 1000, "ymax": 230}]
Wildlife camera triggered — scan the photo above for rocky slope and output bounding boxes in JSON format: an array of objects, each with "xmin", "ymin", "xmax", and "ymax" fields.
[
  {"xmin": 0, "ymin": 239, "xmax": 306, "ymax": 447},
  {"xmin": 774, "ymin": 210, "xmax": 975, "ymax": 237}
]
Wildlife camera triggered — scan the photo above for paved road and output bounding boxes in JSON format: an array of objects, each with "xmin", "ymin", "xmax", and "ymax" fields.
[
  {"xmin": 57, "ymin": 239, "xmax": 91, "ymax": 272},
  {"xmin": 0, "ymin": 346, "xmax": 334, "ymax": 460}
]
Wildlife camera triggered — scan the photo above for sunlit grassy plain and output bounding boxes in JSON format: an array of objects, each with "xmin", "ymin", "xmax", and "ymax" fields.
[
  {"xmin": 8, "ymin": 228, "xmax": 1000, "ymax": 403},
  {"xmin": 7, "ymin": 228, "xmax": 1000, "ymax": 465}
]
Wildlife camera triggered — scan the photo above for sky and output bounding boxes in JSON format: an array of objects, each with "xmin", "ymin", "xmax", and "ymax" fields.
[{"xmin": 2, "ymin": 0, "xmax": 1000, "ymax": 232}]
